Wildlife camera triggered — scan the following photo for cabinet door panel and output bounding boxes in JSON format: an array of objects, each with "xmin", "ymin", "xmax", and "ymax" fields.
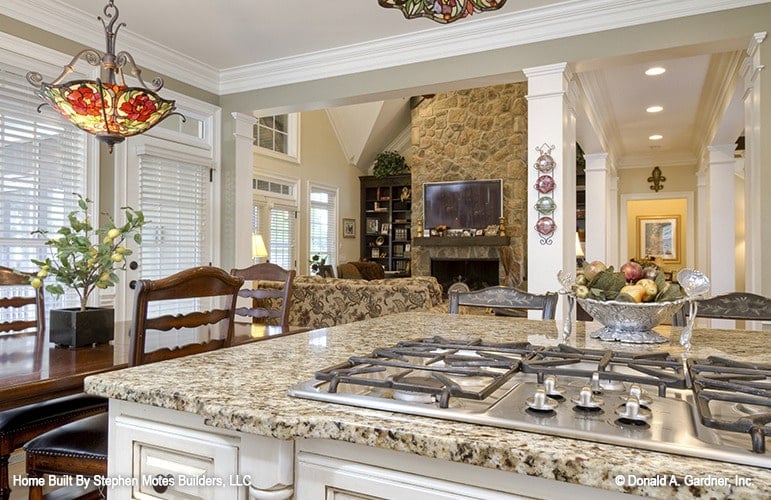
[
  {"xmin": 296, "ymin": 452, "xmax": 526, "ymax": 500},
  {"xmin": 115, "ymin": 416, "xmax": 240, "ymax": 499}
]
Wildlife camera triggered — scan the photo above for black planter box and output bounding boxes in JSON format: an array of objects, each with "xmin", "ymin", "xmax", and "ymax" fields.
[{"xmin": 50, "ymin": 307, "xmax": 115, "ymax": 347}]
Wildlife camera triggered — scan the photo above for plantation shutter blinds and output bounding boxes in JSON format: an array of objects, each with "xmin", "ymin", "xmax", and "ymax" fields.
[
  {"xmin": 269, "ymin": 205, "xmax": 294, "ymax": 270},
  {"xmin": 0, "ymin": 60, "xmax": 87, "ymax": 315},
  {"xmin": 309, "ymin": 186, "xmax": 337, "ymax": 271},
  {"xmin": 137, "ymin": 154, "xmax": 210, "ymax": 317}
]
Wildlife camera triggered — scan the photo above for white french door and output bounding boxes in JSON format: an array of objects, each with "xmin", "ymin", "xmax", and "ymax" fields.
[{"xmin": 116, "ymin": 137, "xmax": 216, "ymax": 321}]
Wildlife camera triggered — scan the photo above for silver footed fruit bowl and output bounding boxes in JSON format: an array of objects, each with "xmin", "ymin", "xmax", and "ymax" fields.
[{"xmin": 577, "ymin": 296, "xmax": 689, "ymax": 344}]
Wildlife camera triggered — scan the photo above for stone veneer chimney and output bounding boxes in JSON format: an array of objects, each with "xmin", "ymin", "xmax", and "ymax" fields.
[{"xmin": 409, "ymin": 83, "xmax": 529, "ymax": 287}]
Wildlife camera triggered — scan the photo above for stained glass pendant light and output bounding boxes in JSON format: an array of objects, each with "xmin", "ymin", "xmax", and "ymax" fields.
[
  {"xmin": 379, "ymin": 0, "xmax": 506, "ymax": 24},
  {"xmin": 26, "ymin": 0, "xmax": 180, "ymax": 152}
]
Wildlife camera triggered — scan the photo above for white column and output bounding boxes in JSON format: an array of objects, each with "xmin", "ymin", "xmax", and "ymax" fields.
[
  {"xmin": 524, "ymin": 63, "xmax": 576, "ymax": 321},
  {"xmin": 695, "ymin": 169, "xmax": 709, "ymax": 274},
  {"xmin": 607, "ymin": 173, "xmax": 619, "ymax": 267},
  {"xmin": 707, "ymin": 145, "xmax": 738, "ymax": 330},
  {"xmin": 741, "ymin": 32, "xmax": 766, "ymax": 297},
  {"xmin": 583, "ymin": 153, "xmax": 609, "ymax": 264},
  {"xmin": 232, "ymin": 112, "xmax": 257, "ymax": 270}
]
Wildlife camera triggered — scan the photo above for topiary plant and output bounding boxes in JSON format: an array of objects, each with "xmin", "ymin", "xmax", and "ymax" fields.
[{"xmin": 373, "ymin": 150, "xmax": 409, "ymax": 178}]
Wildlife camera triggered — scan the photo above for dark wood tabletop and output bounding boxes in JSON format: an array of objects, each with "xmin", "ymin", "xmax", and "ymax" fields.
[{"xmin": 0, "ymin": 322, "xmax": 307, "ymax": 411}]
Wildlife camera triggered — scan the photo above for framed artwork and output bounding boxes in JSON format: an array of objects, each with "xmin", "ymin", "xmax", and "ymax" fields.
[
  {"xmin": 343, "ymin": 218, "xmax": 356, "ymax": 238},
  {"xmin": 637, "ymin": 215, "xmax": 681, "ymax": 263},
  {"xmin": 380, "ymin": 222, "xmax": 391, "ymax": 235},
  {"xmin": 366, "ymin": 218, "xmax": 379, "ymax": 235}
]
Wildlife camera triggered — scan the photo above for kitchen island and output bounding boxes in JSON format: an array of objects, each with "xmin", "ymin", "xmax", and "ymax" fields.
[{"xmin": 85, "ymin": 312, "xmax": 770, "ymax": 499}]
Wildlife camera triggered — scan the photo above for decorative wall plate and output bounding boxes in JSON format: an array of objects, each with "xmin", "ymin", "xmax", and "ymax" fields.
[
  {"xmin": 535, "ymin": 216, "xmax": 556, "ymax": 235},
  {"xmin": 534, "ymin": 196, "xmax": 557, "ymax": 214},
  {"xmin": 534, "ymin": 175, "xmax": 556, "ymax": 194}
]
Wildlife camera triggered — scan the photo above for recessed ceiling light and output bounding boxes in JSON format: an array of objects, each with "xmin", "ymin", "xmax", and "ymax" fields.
[
  {"xmin": 649, "ymin": 134, "xmax": 663, "ymax": 141},
  {"xmin": 645, "ymin": 67, "xmax": 666, "ymax": 76},
  {"xmin": 646, "ymin": 105, "xmax": 664, "ymax": 113}
]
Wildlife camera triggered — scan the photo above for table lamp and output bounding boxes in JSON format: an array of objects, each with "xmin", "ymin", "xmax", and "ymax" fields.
[
  {"xmin": 252, "ymin": 234, "xmax": 268, "ymax": 263},
  {"xmin": 575, "ymin": 232, "xmax": 585, "ymax": 266}
]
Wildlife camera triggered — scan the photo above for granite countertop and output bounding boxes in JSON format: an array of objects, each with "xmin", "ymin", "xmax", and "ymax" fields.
[{"xmin": 85, "ymin": 312, "xmax": 770, "ymax": 499}]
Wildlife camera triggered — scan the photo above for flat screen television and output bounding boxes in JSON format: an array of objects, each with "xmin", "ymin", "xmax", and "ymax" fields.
[{"xmin": 423, "ymin": 179, "xmax": 503, "ymax": 230}]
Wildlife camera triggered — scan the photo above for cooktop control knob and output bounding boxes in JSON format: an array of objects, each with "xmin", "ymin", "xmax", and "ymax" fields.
[
  {"xmin": 526, "ymin": 387, "xmax": 559, "ymax": 411},
  {"xmin": 571, "ymin": 386, "xmax": 603, "ymax": 409},
  {"xmin": 621, "ymin": 384, "xmax": 651, "ymax": 406},
  {"xmin": 543, "ymin": 375, "xmax": 566, "ymax": 398},
  {"xmin": 615, "ymin": 396, "xmax": 651, "ymax": 423}
]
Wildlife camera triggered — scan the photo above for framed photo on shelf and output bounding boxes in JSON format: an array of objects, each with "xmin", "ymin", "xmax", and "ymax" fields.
[
  {"xmin": 371, "ymin": 247, "xmax": 380, "ymax": 258},
  {"xmin": 636, "ymin": 215, "xmax": 681, "ymax": 263},
  {"xmin": 343, "ymin": 218, "xmax": 356, "ymax": 238},
  {"xmin": 380, "ymin": 222, "xmax": 391, "ymax": 235},
  {"xmin": 366, "ymin": 218, "xmax": 379, "ymax": 235}
]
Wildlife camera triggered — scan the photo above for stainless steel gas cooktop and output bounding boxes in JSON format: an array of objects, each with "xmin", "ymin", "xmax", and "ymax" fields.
[{"xmin": 288, "ymin": 337, "xmax": 770, "ymax": 468}]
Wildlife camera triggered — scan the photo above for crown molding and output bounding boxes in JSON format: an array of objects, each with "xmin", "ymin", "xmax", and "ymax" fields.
[
  {"xmin": 0, "ymin": 0, "xmax": 220, "ymax": 93},
  {"xmin": 218, "ymin": 0, "xmax": 766, "ymax": 94},
  {"xmin": 576, "ymin": 70, "xmax": 622, "ymax": 163},
  {"xmin": 617, "ymin": 155, "xmax": 697, "ymax": 170},
  {"xmin": 1, "ymin": 0, "xmax": 765, "ymax": 96},
  {"xmin": 691, "ymin": 51, "xmax": 744, "ymax": 155}
]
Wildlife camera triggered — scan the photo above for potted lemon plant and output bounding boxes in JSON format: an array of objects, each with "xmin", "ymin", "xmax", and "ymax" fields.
[{"xmin": 30, "ymin": 194, "xmax": 145, "ymax": 347}]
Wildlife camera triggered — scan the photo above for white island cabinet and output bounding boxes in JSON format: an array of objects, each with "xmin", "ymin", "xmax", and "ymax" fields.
[
  {"xmin": 108, "ymin": 400, "xmax": 633, "ymax": 500},
  {"xmin": 108, "ymin": 400, "xmax": 294, "ymax": 500},
  {"xmin": 86, "ymin": 313, "xmax": 770, "ymax": 500}
]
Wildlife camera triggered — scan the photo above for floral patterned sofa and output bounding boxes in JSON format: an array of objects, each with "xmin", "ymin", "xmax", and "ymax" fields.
[{"xmin": 257, "ymin": 275, "xmax": 445, "ymax": 328}]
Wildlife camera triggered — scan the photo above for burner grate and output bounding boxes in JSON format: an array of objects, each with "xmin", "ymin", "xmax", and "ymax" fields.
[
  {"xmin": 313, "ymin": 337, "xmax": 536, "ymax": 408},
  {"xmin": 521, "ymin": 344, "xmax": 687, "ymax": 397},
  {"xmin": 687, "ymin": 357, "xmax": 771, "ymax": 453}
]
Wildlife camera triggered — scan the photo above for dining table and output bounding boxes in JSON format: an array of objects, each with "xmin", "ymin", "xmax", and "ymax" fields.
[{"xmin": 0, "ymin": 321, "xmax": 304, "ymax": 411}]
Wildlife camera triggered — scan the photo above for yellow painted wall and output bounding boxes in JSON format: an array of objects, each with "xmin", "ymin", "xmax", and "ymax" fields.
[
  {"xmin": 617, "ymin": 165, "xmax": 697, "ymax": 195},
  {"xmin": 253, "ymin": 110, "xmax": 363, "ymax": 273}
]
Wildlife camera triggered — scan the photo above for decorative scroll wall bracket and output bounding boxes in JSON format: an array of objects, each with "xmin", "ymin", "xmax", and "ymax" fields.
[{"xmin": 648, "ymin": 166, "xmax": 666, "ymax": 192}]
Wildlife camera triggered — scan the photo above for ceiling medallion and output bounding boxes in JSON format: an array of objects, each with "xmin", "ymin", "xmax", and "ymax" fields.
[
  {"xmin": 26, "ymin": 0, "xmax": 183, "ymax": 152},
  {"xmin": 378, "ymin": 0, "xmax": 507, "ymax": 24}
]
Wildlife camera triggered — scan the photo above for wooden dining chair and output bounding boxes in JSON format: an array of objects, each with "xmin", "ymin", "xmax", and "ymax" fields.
[
  {"xmin": 449, "ymin": 285, "xmax": 559, "ymax": 320},
  {"xmin": 23, "ymin": 266, "xmax": 244, "ymax": 499},
  {"xmin": 0, "ymin": 266, "xmax": 109, "ymax": 500},
  {"xmin": 0, "ymin": 265, "xmax": 44, "ymax": 337},
  {"xmin": 672, "ymin": 292, "xmax": 771, "ymax": 326},
  {"xmin": 231, "ymin": 262, "xmax": 296, "ymax": 331}
]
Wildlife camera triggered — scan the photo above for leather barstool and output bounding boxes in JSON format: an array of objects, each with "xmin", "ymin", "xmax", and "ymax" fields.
[
  {"xmin": 23, "ymin": 413, "xmax": 108, "ymax": 500},
  {"xmin": 0, "ymin": 394, "xmax": 107, "ymax": 500}
]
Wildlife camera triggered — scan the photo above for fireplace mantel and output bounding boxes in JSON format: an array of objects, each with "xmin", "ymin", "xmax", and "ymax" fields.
[{"xmin": 412, "ymin": 236, "xmax": 510, "ymax": 247}]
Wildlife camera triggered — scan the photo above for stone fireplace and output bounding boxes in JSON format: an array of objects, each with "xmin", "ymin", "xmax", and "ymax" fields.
[
  {"xmin": 409, "ymin": 82, "xmax": 529, "ymax": 289},
  {"xmin": 431, "ymin": 257, "xmax": 499, "ymax": 298}
]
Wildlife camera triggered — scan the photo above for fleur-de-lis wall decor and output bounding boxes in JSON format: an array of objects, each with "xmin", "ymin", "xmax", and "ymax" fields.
[{"xmin": 648, "ymin": 166, "xmax": 666, "ymax": 192}]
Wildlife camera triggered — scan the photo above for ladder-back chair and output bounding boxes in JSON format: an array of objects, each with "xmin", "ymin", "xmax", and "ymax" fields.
[
  {"xmin": 231, "ymin": 262, "xmax": 296, "ymax": 331},
  {"xmin": 1, "ymin": 266, "xmax": 107, "ymax": 500},
  {"xmin": 24, "ymin": 266, "xmax": 244, "ymax": 499},
  {"xmin": 449, "ymin": 285, "xmax": 559, "ymax": 320},
  {"xmin": 672, "ymin": 292, "xmax": 771, "ymax": 326}
]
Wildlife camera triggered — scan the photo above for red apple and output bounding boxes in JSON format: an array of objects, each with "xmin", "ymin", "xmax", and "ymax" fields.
[{"xmin": 620, "ymin": 261, "xmax": 643, "ymax": 282}]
